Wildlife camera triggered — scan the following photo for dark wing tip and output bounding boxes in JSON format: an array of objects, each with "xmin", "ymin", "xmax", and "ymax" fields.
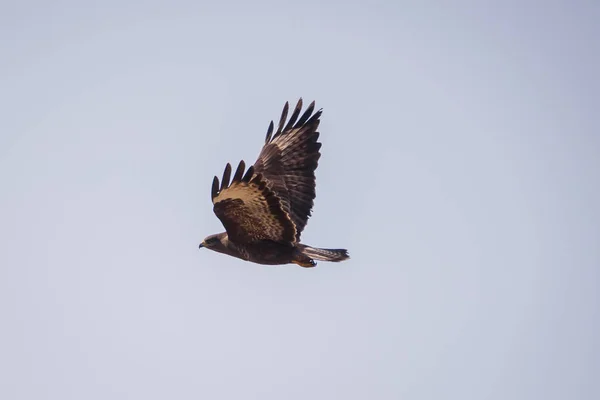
[
  {"xmin": 284, "ymin": 98, "xmax": 303, "ymax": 132},
  {"xmin": 242, "ymin": 165, "xmax": 255, "ymax": 182},
  {"xmin": 211, "ymin": 176, "xmax": 219, "ymax": 200},
  {"xmin": 220, "ymin": 163, "xmax": 232, "ymax": 191},
  {"xmin": 276, "ymin": 101, "xmax": 290, "ymax": 137},
  {"xmin": 295, "ymin": 100, "xmax": 316, "ymax": 127},
  {"xmin": 271, "ymin": 99, "xmax": 320, "ymax": 140},
  {"xmin": 232, "ymin": 160, "xmax": 245, "ymax": 182},
  {"xmin": 265, "ymin": 120, "xmax": 274, "ymax": 143}
]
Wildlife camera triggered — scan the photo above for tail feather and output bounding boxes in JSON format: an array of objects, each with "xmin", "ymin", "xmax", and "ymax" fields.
[{"xmin": 300, "ymin": 245, "xmax": 350, "ymax": 262}]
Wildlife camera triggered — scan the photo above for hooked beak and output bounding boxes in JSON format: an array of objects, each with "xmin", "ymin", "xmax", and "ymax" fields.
[{"xmin": 198, "ymin": 242, "xmax": 205, "ymax": 249}]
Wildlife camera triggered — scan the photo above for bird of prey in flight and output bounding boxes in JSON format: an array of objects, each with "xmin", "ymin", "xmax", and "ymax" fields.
[{"xmin": 199, "ymin": 99, "xmax": 349, "ymax": 268}]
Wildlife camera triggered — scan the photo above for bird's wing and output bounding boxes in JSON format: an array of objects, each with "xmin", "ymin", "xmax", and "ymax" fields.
[
  {"xmin": 253, "ymin": 99, "xmax": 322, "ymax": 241},
  {"xmin": 211, "ymin": 160, "xmax": 297, "ymax": 244}
]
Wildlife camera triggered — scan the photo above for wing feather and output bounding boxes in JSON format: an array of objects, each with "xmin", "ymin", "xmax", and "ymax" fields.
[
  {"xmin": 253, "ymin": 98, "xmax": 323, "ymax": 240},
  {"xmin": 211, "ymin": 160, "xmax": 296, "ymax": 244},
  {"xmin": 265, "ymin": 120, "xmax": 274, "ymax": 143},
  {"xmin": 220, "ymin": 163, "xmax": 231, "ymax": 191},
  {"xmin": 232, "ymin": 159, "xmax": 245, "ymax": 182},
  {"xmin": 295, "ymin": 100, "xmax": 315, "ymax": 127},
  {"xmin": 275, "ymin": 102, "xmax": 289, "ymax": 138},
  {"xmin": 283, "ymin": 98, "xmax": 302, "ymax": 132},
  {"xmin": 211, "ymin": 176, "xmax": 219, "ymax": 201}
]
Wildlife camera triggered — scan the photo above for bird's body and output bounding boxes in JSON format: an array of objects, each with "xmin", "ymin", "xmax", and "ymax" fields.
[
  {"xmin": 199, "ymin": 99, "xmax": 349, "ymax": 268},
  {"xmin": 204, "ymin": 233, "xmax": 312, "ymax": 266}
]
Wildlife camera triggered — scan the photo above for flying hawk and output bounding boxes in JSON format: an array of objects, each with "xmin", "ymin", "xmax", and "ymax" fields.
[{"xmin": 198, "ymin": 99, "xmax": 349, "ymax": 268}]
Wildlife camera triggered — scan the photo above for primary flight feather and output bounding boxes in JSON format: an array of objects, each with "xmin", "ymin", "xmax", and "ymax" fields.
[{"xmin": 199, "ymin": 99, "xmax": 349, "ymax": 268}]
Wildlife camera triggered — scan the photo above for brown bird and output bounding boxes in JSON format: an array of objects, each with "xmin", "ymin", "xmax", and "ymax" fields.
[{"xmin": 198, "ymin": 99, "xmax": 349, "ymax": 267}]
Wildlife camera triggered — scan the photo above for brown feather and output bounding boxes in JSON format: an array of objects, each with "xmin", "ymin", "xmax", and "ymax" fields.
[
  {"xmin": 283, "ymin": 98, "xmax": 303, "ymax": 132},
  {"xmin": 211, "ymin": 176, "xmax": 219, "ymax": 201},
  {"xmin": 220, "ymin": 163, "xmax": 231, "ymax": 191},
  {"xmin": 242, "ymin": 165, "xmax": 254, "ymax": 182},
  {"xmin": 295, "ymin": 100, "xmax": 315, "ymax": 127},
  {"xmin": 232, "ymin": 160, "xmax": 245, "ymax": 182},
  {"xmin": 275, "ymin": 101, "xmax": 289, "ymax": 138},
  {"xmin": 212, "ymin": 168, "xmax": 296, "ymax": 244},
  {"xmin": 265, "ymin": 120, "xmax": 274, "ymax": 143},
  {"xmin": 253, "ymin": 99, "xmax": 323, "ymax": 240}
]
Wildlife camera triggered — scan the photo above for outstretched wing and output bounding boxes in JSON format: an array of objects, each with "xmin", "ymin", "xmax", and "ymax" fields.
[
  {"xmin": 253, "ymin": 99, "xmax": 322, "ymax": 241},
  {"xmin": 211, "ymin": 160, "xmax": 297, "ymax": 244}
]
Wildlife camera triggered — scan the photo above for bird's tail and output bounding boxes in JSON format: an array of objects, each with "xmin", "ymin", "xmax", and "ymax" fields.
[{"xmin": 298, "ymin": 244, "xmax": 350, "ymax": 262}]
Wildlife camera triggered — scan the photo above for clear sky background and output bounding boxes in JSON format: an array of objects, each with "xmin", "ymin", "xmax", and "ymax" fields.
[{"xmin": 1, "ymin": 1, "xmax": 598, "ymax": 399}]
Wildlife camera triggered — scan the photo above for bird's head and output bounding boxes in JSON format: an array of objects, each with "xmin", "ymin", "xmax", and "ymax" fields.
[{"xmin": 199, "ymin": 232, "xmax": 228, "ymax": 253}]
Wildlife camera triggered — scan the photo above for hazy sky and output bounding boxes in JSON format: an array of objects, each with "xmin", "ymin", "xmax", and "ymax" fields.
[{"xmin": 1, "ymin": 1, "xmax": 598, "ymax": 399}]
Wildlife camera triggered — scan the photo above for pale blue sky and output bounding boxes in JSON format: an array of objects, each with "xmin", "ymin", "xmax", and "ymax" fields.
[{"xmin": 1, "ymin": 1, "xmax": 599, "ymax": 399}]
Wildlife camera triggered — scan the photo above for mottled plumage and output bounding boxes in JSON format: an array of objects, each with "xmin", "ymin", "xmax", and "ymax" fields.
[{"xmin": 199, "ymin": 99, "xmax": 349, "ymax": 267}]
